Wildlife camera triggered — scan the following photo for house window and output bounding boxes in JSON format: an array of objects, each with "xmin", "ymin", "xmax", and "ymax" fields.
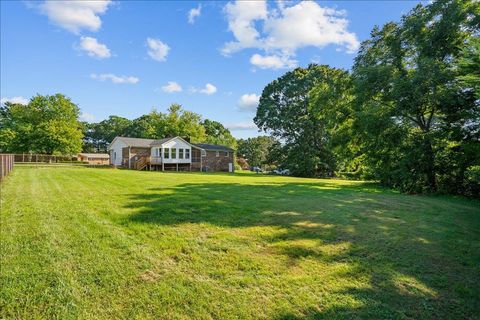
[
  {"xmin": 154, "ymin": 148, "xmax": 160, "ymax": 157},
  {"xmin": 164, "ymin": 148, "xmax": 170, "ymax": 159},
  {"xmin": 185, "ymin": 149, "xmax": 190, "ymax": 159},
  {"xmin": 201, "ymin": 149, "xmax": 206, "ymax": 157},
  {"xmin": 216, "ymin": 151, "xmax": 219, "ymax": 157},
  {"xmin": 179, "ymin": 148, "xmax": 184, "ymax": 159},
  {"xmin": 225, "ymin": 152, "xmax": 229, "ymax": 157},
  {"xmin": 171, "ymin": 148, "xmax": 177, "ymax": 159},
  {"xmin": 113, "ymin": 151, "xmax": 116, "ymax": 160}
]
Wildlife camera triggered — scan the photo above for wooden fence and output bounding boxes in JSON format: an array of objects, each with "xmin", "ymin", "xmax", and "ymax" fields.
[
  {"xmin": 13, "ymin": 154, "xmax": 77, "ymax": 163},
  {"xmin": 0, "ymin": 154, "xmax": 14, "ymax": 181}
]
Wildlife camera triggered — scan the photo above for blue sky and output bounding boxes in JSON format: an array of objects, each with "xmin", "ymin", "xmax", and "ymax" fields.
[{"xmin": 1, "ymin": 1, "xmax": 423, "ymax": 139}]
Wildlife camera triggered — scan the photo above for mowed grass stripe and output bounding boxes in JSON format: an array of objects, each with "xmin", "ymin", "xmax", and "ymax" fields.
[
  {"xmin": 36, "ymin": 168, "xmax": 165, "ymax": 318},
  {"xmin": 1, "ymin": 166, "xmax": 479, "ymax": 319}
]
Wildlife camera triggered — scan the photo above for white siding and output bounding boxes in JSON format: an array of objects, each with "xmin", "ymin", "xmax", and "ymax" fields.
[
  {"xmin": 159, "ymin": 138, "xmax": 192, "ymax": 164},
  {"xmin": 108, "ymin": 139, "xmax": 127, "ymax": 166}
]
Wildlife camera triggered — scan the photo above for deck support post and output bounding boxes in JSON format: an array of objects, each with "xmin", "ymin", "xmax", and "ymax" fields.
[
  {"xmin": 161, "ymin": 147, "xmax": 164, "ymax": 171},
  {"xmin": 176, "ymin": 163, "xmax": 178, "ymax": 171},
  {"xmin": 128, "ymin": 147, "xmax": 131, "ymax": 169}
]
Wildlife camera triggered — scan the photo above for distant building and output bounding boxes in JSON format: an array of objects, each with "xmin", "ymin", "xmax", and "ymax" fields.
[
  {"xmin": 77, "ymin": 153, "xmax": 110, "ymax": 165},
  {"xmin": 107, "ymin": 136, "xmax": 234, "ymax": 172}
]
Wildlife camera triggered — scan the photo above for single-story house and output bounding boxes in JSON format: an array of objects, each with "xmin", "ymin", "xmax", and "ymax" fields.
[
  {"xmin": 107, "ymin": 136, "xmax": 235, "ymax": 172},
  {"xmin": 77, "ymin": 153, "xmax": 110, "ymax": 165}
]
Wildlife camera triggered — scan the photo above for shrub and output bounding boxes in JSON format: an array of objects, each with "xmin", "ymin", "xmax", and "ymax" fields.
[{"xmin": 464, "ymin": 166, "xmax": 480, "ymax": 198}]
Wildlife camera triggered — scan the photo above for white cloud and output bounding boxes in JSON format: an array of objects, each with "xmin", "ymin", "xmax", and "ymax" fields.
[
  {"xmin": 78, "ymin": 36, "xmax": 111, "ymax": 59},
  {"xmin": 90, "ymin": 73, "xmax": 139, "ymax": 84},
  {"xmin": 226, "ymin": 121, "xmax": 258, "ymax": 130},
  {"xmin": 222, "ymin": 1, "xmax": 359, "ymax": 68},
  {"xmin": 39, "ymin": 0, "xmax": 112, "ymax": 34},
  {"xmin": 161, "ymin": 81, "xmax": 182, "ymax": 93},
  {"xmin": 222, "ymin": 1, "xmax": 268, "ymax": 55},
  {"xmin": 191, "ymin": 83, "xmax": 217, "ymax": 95},
  {"xmin": 250, "ymin": 54, "xmax": 297, "ymax": 70},
  {"xmin": 146, "ymin": 38, "xmax": 170, "ymax": 62},
  {"xmin": 0, "ymin": 96, "xmax": 29, "ymax": 105},
  {"xmin": 201, "ymin": 83, "xmax": 217, "ymax": 95},
  {"xmin": 188, "ymin": 5, "xmax": 201, "ymax": 24},
  {"xmin": 80, "ymin": 112, "xmax": 96, "ymax": 122},
  {"xmin": 263, "ymin": 2, "xmax": 360, "ymax": 54},
  {"xmin": 237, "ymin": 93, "xmax": 260, "ymax": 111}
]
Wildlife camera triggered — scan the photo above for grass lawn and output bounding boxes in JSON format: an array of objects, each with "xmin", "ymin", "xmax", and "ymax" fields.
[{"xmin": 1, "ymin": 166, "xmax": 479, "ymax": 319}]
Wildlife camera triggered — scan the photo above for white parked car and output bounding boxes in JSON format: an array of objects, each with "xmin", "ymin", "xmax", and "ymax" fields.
[{"xmin": 273, "ymin": 169, "xmax": 290, "ymax": 175}]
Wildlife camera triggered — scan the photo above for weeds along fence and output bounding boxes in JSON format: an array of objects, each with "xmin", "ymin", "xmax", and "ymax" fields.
[{"xmin": 0, "ymin": 154, "xmax": 14, "ymax": 181}]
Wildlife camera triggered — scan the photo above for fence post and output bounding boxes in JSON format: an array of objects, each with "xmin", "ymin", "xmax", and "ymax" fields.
[{"xmin": 0, "ymin": 154, "xmax": 14, "ymax": 181}]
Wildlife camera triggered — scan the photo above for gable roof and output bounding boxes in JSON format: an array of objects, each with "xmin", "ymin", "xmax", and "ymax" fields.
[
  {"xmin": 193, "ymin": 143, "xmax": 234, "ymax": 152},
  {"xmin": 111, "ymin": 136, "xmax": 156, "ymax": 148},
  {"xmin": 151, "ymin": 137, "xmax": 181, "ymax": 146},
  {"xmin": 109, "ymin": 136, "xmax": 234, "ymax": 151}
]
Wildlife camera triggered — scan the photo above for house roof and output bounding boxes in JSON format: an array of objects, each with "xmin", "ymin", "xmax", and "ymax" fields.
[
  {"xmin": 193, "ymin": 143, "xmax": 234, "ymax": 152},
  {"xmin": 114, "ymin": 136, "xmax": 157, "ymax": 147},
  {"xmin": 78, "ymin": 153, "xmax": 109, "ymax": 158},
  {"xmin": 150, "ymin": 137, "xmax": 176, "ymax": 146},
  {"xmin": 110, "ymin": 136, "xmax": 234, "ymax": 151}
]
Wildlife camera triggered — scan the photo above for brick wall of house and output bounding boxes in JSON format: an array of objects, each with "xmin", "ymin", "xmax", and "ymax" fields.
[{"xmin": 202, "ymin": 150, "xmax": 234, "ymax": 172}]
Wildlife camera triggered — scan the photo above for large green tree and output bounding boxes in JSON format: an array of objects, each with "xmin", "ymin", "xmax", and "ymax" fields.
[
  {"xmin": 202, "ymin": 119, "xmax": 236, "ymax": 149},
  {"xmin": 255, "ymin": 64, "xmax": 353, "ymax": 177},
  {"xmin": 456, "ymin": 37, "xmax": 480, "ymax": 99},
  {"xmin": 236, "ymin": 136, "xmax": 276, "ymax": 168},
  {"xmin": 353, "ymin": 0, "xmax": 479, "ymax": 193},
  {"xmin": 162, "ymin": 104, "xmax": 206, "ymax": 142},
  {"xmin": 83, "ymin": 115, "xmax": 132, "ymax": 152},
  {"xmin": 122, "ymin": 104, "xmax": 206, "ymax": 142},
  {"xmin": 0, "ymin": 94, "xmax": 83, "ymax": 154}
]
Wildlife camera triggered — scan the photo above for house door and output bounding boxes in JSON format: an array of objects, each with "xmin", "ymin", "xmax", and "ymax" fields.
[{"xmin": 228, "ymin": 163, "xmax": 233, "ymax": 173}]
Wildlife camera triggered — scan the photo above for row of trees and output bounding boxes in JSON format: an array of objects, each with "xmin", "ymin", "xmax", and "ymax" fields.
[
  {"xmin": 1, "ymin": 1, "xmax": 477, "ymax": 197},
  {"xmin": 253, "ymin": 0, "xmax": 479, "ymax": 196},
  {"xmin": 82, "ymin": 104, "xmax": 236, "ymax": 152},
  {"xmin": 0, "ymin": 94, "xmax": 84, "ymax": 154},
  {"xmin": 0, "ymin": 97, "xmax": 237, "ymax": 155}
]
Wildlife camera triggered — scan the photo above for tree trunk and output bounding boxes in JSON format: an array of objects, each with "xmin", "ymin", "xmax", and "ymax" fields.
[{"xmin": 424, "ymin": 137, "xmax": 437, "ymax": 192}]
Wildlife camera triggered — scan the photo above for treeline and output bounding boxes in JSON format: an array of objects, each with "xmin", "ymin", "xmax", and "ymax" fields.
[
  {"xmin": 253, "ymin": 0, "xmax": 480, "ymax": 196},
  {"xmin": 0, "ymin": 94, "xmax": 84, "ymax": 154},
  {"xmin": 0, "ymin": 98, "xmax": 237, "ymax": 155},
  {"xmin": 82, "ymin": 104, "xmax": 236, "ymax": 152},
  {"xmin": 1, "ymin": 0, "xmax": 478, "ymax": 197}
]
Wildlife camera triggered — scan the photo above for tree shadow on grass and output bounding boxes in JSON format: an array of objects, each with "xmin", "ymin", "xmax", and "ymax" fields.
[{"xmin": 122, "ymin": 181, "xmax": 480, "ymax": 319}]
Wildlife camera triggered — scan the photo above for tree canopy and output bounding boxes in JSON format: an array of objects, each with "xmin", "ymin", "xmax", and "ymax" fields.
[
  {"xmin": 0, "ymin": 94, "xmax": 83, "ymax": 154},
  {"xmin": 202, "ymin": 119, "xmax": 237, "ymax": 149},
  {"xmin": 83, "ymin": 104, "xmax": 238, "ymax": 152},
  {"xmin": 236, "ymin": 136, "xmax": 277, "ymax": 168},
  {"xmin": 352, "ymin": 0, "xmax": 479, "ymax": 193},
  {"xmin": 255, "ymin": 64, "xmax": 353, "ymax": 176},
  {"xmin": 253, "ymin": 0, "xmax": 479, "ymax": 196}
]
